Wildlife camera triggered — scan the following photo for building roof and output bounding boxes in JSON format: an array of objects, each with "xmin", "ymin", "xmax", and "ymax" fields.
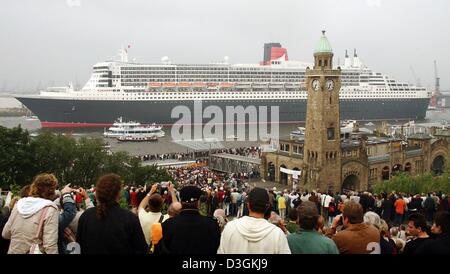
[
  {"xmin": 314, "ymin": 30, "xmax": 333, "ymax": 54},
  {"xmin": 434, "ymin": 130, "xmax": 450, "ymax": 137},
  {"xmin": 211, "ymin": 153, "xmax": 261, "ymax": 165},
  {"xmin": 172, "ymin": 139, "xmax": 225, "ymax": 151},
  {"xmin": 408, "ymin": 133, "xmax": 432, "ymax": 140}
]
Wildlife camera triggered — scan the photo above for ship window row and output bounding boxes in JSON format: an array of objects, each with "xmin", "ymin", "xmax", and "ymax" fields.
[
  {"xmin": 121, "ymin": 77, "xmax": 304, "ymax": 82},
  {"xmin": 177, "ymin": 67, "xmax": 294, "ymax": 72},
  {"xmin": 121, "ymin": 74, "xmax": 305, "ymax": 79},
  {"xmin": 120, "ymin": 71, "xmax": 305, "ymax": 77},
  {"xmin": 121, "ymin": 72, "xmax": 176, "ymax": 75},
  {"xmin": 124, "ymin": 95, "xmax": 301, "ymax": 100},
  {"xmin": 125, "ymin": 91, "xmax": 300, "ymax": 96},
  {"xmin": 177, "ymin": 67, "xmax": 228, "ymax": 71},
  {"xmin": 122, "ymin": 67, "xmax": 175, "ymax": 70}
]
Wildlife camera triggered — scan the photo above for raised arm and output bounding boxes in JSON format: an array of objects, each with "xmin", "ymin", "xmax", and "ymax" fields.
[
  {"xmin": 77, "ymin": 188, "xmax": 94, "ymax": 209},
  {"xmin": 168, "ymin": 182, "xmax": 178, "ymax": 203},
  {"xmin": 138, "ymin": 183, "xmax": 158, "ymax": 211}
]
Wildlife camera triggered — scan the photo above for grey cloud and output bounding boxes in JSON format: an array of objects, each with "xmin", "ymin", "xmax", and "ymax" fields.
[{"xmin": 0, "ymin": 0, "xmax": 448, "ymax": 91}]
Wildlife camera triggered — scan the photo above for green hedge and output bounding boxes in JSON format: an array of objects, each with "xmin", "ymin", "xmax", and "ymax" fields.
[{"xmin": 373, "ymin": 171, "xmax": 450, "ymax": 194}]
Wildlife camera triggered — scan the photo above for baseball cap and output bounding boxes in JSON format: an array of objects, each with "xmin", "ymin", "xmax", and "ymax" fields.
[{"xmin": 179, "ymin": 185, "xmax": 203, "ymax": 203}]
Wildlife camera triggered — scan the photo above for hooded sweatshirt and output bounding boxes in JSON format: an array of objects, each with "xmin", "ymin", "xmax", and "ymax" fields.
[
  {"xmin": 2, "ymin": 197, "xmax": 59, "ymax": 254},
  {"xmin": 16, "ymin": 197, "xmax": 54, "ymax": 218},
  {"xmin": 218, "ymin": 216, "xmax": 291, "ymax": 254}
]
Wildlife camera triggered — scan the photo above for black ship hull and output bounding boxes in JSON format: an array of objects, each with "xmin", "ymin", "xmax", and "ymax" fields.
[{"xmin": 16, "ymin": 97, "xmax": 430, "ymax": 128}]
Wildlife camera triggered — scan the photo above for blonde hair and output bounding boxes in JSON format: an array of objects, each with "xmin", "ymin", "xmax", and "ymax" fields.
[{"xmin": 380, "ymin": 219, "xmax": 389, "ymax": 234}]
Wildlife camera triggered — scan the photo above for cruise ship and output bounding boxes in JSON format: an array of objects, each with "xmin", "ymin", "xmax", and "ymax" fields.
[{"xmin": 16, "ymin": 34, "xmax": 431, "ymax": 128}]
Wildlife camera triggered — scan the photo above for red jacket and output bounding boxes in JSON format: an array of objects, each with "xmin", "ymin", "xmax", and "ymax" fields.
[
  {"xmin": 130, "ymin": 191, "xmax": 138, "ymax": 207},
  {"xmin": 217, "ymin": 191, "xmax": 225, "ymax": 203}
]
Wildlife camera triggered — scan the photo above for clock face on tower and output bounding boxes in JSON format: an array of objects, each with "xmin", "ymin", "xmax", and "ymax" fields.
[
  {"xmin": 326, "ymin": 79, "xmax": 335, "ymax": 91},
  {"xmin": 312, "ymin": 79, "xmax": 320, "ymax": 91}
]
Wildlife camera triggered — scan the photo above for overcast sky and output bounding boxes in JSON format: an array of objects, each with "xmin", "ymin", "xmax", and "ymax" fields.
[{"xmin": 0, "ymin": 0, "xmax": 448, "ymax": 92}]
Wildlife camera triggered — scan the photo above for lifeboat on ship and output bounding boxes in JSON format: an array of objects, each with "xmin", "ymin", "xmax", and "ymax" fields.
[
  {"xmin": 148, "ymin": 82, "xmax": 162, "ymax": 88},
  {"xmin": 177, "ymin": 82, "xmax": 192, "ymax": 88},
  {"xmin": 162, "ymin": 83, "xmax": 177, "ymax": 88},
  {"xmin": 219, "ymin": 82, "xmax": 235, "ymax": 88},
  {"xmin": 192, "ymin": 82, "xmax": 207, "ymax": 88}
]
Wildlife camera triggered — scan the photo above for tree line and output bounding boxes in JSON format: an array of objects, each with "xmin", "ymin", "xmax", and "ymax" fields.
[
  {"xmin": 0, "ymin": 126, "xmax": 173, "ymax": 190},
  {"xmin": 373, "ymin": 169, "xmax": 450, "ymax": 195}
]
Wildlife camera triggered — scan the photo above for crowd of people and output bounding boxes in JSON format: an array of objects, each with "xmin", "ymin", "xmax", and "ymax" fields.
[
  {"xmin": 136, "ymin": 146, "xmax": 261, "ymax": 162},
  {"xmin": 0, "ymin": 172, "xmax": 449, "ymax": 254}
]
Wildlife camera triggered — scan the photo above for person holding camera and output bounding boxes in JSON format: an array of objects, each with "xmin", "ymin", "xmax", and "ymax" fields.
[
  {"xmin": 327, "ymin": 201, "xmax": 380, "ymax": 254},
  {"xmin": 137, "ymin": 183, "xmax": 169, "ymax": 249},
  {"xmin": 55, "ymin": 184, "xmax": 77, "ymax": 254}
]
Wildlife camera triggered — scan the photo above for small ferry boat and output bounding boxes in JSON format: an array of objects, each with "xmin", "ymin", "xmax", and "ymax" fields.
[
  {"xmin": 103, "ymin": 117, "xmax": 165, "ymax": 138},
  {"xmin": 117, "ymin": 135, "xmax": 158, "ymax": 142}
]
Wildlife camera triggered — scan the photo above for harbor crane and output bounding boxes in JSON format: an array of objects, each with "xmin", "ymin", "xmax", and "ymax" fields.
[
  {"xmin": 409, "ymin": 66, "xmax": 421, "ymax": 86},
  {"xmin": 434, "ymin": 60, "xmax": 441, "ymax": 94}
]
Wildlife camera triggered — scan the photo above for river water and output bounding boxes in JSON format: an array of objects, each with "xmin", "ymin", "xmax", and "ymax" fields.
[{"xmin": 1, "ymin": 96, "xmax": 449, "ymax": 156}]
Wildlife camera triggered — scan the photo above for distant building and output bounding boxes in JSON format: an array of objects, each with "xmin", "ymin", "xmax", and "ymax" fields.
[{"xmin": 261, "ymin": 31, "xmax": 450, "ymax": 192}]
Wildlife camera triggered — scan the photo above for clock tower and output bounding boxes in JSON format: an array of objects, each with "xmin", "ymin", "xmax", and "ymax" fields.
[{"xmin": 303, "ymin": 31, "xmax": 342, "ymax": 192}]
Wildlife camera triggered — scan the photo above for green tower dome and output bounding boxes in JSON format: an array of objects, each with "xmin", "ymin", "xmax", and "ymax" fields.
[{"xmin": 314, "ymin": 30, "xmax": 333, "ymax": 54}]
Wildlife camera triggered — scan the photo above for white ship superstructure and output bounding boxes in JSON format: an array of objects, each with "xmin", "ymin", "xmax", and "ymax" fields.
[
  {"xmin": 17, "ymin": 37, "xmax": 431, "ymax": 128},
  {"xmin": 39, "ymin": 47, "xmax": 429, "ymax": 103}
]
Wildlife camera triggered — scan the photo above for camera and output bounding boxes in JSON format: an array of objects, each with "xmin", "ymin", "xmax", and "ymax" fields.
[{"xmin": 337, "ymin": 214, "xmax": 344, "ymax": 226}]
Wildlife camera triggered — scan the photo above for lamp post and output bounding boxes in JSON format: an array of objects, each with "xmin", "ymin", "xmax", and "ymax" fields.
[
  {"xmin": 208, "ymin": 143, "xmax": 212, "ymax": 167},
  {"xmin": 389, "ymin": 139, "xmax": 393, "ymax": 180}
]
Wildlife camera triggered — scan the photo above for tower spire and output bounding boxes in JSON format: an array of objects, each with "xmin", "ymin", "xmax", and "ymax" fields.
[
  {"xmin": 314, "ymin": 30, "xmax": 333, "ymax": 54},
  {"xmin": 354, "ymin": 48, "xmax": 358, "ymax": 58},
  {"xmin": 305, "ymin": 31, "xmax": 342, "ymax": 192},
  {"xmin": 314, "ymin": 31, "xmax": 334, "ymax": 69}
]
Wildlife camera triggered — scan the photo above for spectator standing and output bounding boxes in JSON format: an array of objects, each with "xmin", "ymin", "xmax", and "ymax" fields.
[
  {"xmin": 278, "ymin": 194, "xmax": 287, "ymax": 221},
  {"xmin": 327, "ymin": 201, "xmax": 380, "ymax": 254},
  {"xmin": 394, "ymin": 195, "xmax": 406, "ymax": 226},
  {"xmin": 156, "ymin": 185, "xmax": 221, "ymax": 254},
  {"xmin": 285, "ymin": 209, "xmax": 300, "ymax": 234},
  {"xmin": 76, "ymin": 174, "xmax": 148, "ymax": 254},
  {"xmin": 287, "ymin": 201, "xmax": 339, "ymax": 254},
  {"xmin": 416, "ymin": 212, "xmax": 450, "ymax": 254},
  {"xmin": 403, "ymin": 213, "xmax": 430, "ymax": 255},
  {"xmin": 2, "ymin": 174, "xmax": 60, "ymax": 254},
  {"xmin": 218, "ymin": 187, "xmax": 291, "ymax": 254},
  {"xmin": 424, "ymin": 193, "xmax": 436, "ymax": 224},
  {"xmin": 130, "ymin": 188, "xmax": 138, "ymax": 209},
  {"xmin": 137, "ymin": 184, "xmax": 169, "ymax": 249}
]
